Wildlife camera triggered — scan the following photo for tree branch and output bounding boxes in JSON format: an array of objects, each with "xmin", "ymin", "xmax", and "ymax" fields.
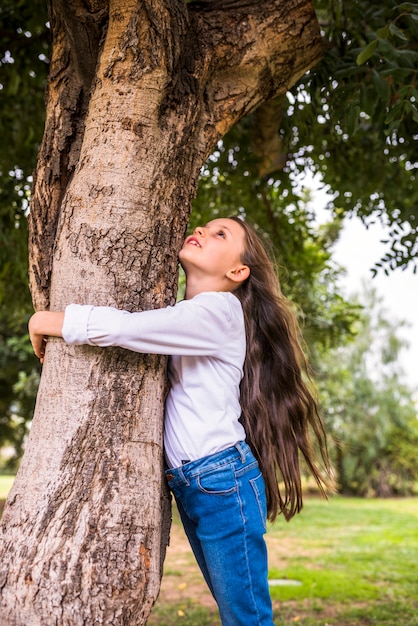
[
  {"xmin": 187, "ymin": 0, "xmax": 323, "ymax": 152},
  {"xmin": 251, "ymin": 96, "xmax": 288, "ymax": 177}
]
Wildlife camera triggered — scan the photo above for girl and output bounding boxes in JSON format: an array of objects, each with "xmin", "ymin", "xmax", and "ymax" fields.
[{"xmin": 29, "ymin": 217, "xmax": 331, "ymax": 626}]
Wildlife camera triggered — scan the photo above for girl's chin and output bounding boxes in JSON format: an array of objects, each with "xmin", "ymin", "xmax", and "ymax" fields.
[
  {"xmin": 178, "ymin": 247, "xmax": 193, "ymax": 262},
  {"xmin": 178, "ymin": 250, "xmax": 189, "ymax": 271}
]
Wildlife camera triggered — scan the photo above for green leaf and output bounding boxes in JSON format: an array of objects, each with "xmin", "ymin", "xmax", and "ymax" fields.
[
  {"xmin": 360, "ymin": 84, "xmax": 377, "ymax": 116},
  {"xmin": 397, "ymin": 2, "xmax": 418, "ymax": 13},
  {"xmin": 389, "ymin": 23, "xmax": 409, "ymax": 40},
  {"xmin": 395, "ymin": 49, "xmax": 418, "ymax": 67},
  {"xmin": 345, "ymin": 104, "xmax": 358, "ymax": 136},
  {"xmin": 371, "ymin": 70, "xmax": 390, "ymax": 102},
  {"xmin": 385, "ymin": 105, "xmax": 401, "ymax": 127},
  {"xmin": 376, "ymin": 25, "xmax": 390, "ymax": 39},
  {"xmin": 376, "ymin": 38, "xmax": 398, "ymax": 61},
  {"xmin": 411, "ymin": 107, "xmax": 418, "ymax": 123},
  {"xmin": 356, "ymin": 40, "xmax": 378, "ymax": 66}
]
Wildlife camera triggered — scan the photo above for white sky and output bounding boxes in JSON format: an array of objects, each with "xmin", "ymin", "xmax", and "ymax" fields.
[{"xmin": 316, "ymin": 207, "xmax": 418, "ymax": 394}]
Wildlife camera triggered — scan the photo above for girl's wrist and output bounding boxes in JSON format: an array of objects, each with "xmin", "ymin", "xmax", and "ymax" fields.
[
  {"xmin": 28, "ymin": 311, "xmax": 42, "ymax": 336},
  {"xmin": 29, "ymin": 311, "xmax": 65, "ymax": 338}
]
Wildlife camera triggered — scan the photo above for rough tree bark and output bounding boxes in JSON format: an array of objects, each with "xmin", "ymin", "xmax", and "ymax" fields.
[{"xmin": 0, "ymin": 1, "xmax": 323, "ymax": 624}]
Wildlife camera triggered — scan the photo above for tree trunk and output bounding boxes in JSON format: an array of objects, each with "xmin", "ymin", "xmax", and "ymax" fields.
[{"xmin": 0, "ymin": 1, "xmax": 323, "ymax": 623}]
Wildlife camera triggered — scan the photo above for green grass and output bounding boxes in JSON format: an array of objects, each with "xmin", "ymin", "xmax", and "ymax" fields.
[
  {"xmin": 264, "ymin": 497, "xmax": 418, "ymax": 624},
  {"xmin": 1, "ymin": 476, "xmax": 417, "ymax": 625},
  {"xmin": 151, "ymin": 497, "xmax": 418, "ymax": 626}
]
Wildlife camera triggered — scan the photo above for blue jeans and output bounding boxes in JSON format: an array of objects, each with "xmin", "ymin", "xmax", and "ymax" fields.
[{"xmin": 165, "ymin": 441, "xmax": 274, "ymax": 626}]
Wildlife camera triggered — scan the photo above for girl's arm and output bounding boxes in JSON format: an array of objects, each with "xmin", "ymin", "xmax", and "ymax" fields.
[
  {"xmin": 28, "ymin": 311, "xmax": 65, "ymax": 363},
  {"xmin": 62, "ymin": 295, "xmax": 241, "ymax": 356},
  {"xmin": 28, "ymin": 292, "xmax": 242, "ymax": 362}
]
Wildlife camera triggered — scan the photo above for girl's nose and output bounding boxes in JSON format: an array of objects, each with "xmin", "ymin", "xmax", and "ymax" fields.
[{"xmin": 194, "ymin": 226, "xmax": 205, "ymax": 237}]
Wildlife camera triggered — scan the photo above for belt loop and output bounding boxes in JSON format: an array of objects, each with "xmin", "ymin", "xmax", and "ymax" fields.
[
  {"xmin": 178, "ymin": 465, "xmax": 189, "ymax": 486},
  {"xmin": 235, "ymin": 441, "xmax": 246, "ymax": 463}
]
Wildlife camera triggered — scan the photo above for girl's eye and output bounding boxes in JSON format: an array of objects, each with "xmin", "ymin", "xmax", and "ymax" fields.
[{"xmin": 217, "ymin": 230, "xmax": 226, "ymax": 238}]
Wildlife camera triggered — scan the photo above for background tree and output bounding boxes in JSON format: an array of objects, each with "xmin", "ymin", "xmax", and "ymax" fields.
[
  {"xmin": 0, "ymin": 0, "xmax": 48, "ymax": 469},
  {"xmin": 0, "ymin": 0, "xmax": 49, "ymax": 312},
  {"xmin": 317, "ymin": 285, "xmax": 418, "ymax": 496},
  {"xmin": 287, "ymin": 0, "xmax": 418, "ymax": 272},
  {"xmin": 0, "ymin": 330, "xmax": 38, "ymax": 470}
]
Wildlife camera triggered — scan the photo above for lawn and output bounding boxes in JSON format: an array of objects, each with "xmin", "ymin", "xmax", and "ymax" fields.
[
  {"xmin": 1, "ymin": 477, "xmax": 417, "ymax": 625},
  {"xmin": 150, "ymin": 496, "xmax": 418, "ymax": 626}
]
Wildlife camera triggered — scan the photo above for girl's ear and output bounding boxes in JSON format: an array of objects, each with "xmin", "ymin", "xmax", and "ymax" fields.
[{"xmin": 226, "ymin": 265, "xmax": 250, "ymax": 284}]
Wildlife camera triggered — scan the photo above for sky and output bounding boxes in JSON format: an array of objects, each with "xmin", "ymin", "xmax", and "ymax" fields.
[{"xmin": 322, "ymin": 213, "xmax": 418, "ymax": 394}]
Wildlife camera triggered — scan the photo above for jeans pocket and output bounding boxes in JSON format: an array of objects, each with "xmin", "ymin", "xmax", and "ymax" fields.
[
  {"xmin": 196, "ymin": 464, "xmax": 237, "ymax": 496},
  {"xmin": 250, "ymin": 472, "xmax": 268, "ymax": 531}
]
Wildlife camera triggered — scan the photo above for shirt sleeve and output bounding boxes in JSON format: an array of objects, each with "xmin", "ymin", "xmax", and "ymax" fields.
[{"xmin": 61, "ymin": 293, "xmax": 243, "ymax": 356}]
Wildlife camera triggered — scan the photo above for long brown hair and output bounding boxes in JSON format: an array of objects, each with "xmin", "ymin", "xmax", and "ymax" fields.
[{"xmin": 231, "ymin": 217, "xmax": 332, "ymax": 521}]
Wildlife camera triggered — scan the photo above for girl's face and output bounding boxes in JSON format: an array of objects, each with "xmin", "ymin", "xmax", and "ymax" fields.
[{"xmin": 179, "ymin": 218, "xmax": 248, "ymax": 285}]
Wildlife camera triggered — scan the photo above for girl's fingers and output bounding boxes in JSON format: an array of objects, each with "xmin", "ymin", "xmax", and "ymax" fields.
[
  {"xmin": 31, "ymin": 334, "xmax": 46, "ymax": 361},
  {"xmin": 39, "ymin": 337, "xmax": 47, "ymax": 362}
]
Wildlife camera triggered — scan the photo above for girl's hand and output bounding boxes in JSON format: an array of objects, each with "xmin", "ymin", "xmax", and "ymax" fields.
[
  {"xmin": 29, "ymin": 327, "xmax": 47, "ymax": 363},
  {"xmin": 28, "ymin": 311, "xmax": 65, "ymax": 363}
]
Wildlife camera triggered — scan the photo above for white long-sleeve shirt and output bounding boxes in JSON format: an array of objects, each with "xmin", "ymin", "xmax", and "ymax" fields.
[{"xmin": 62, "ymin": 291, "xmax": 247, "ymax": 467}]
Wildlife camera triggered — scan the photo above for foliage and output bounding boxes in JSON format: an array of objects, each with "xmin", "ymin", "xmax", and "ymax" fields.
[
  {"xmin": 0, "ymin": 0, "xmax": 48, "ymax": 465},
  {"xmin": 0, "ymin": 0, "xmax": 49, "ymax": 313},
  {"xmin": 0, "ymin": 318, "xmax": 40, "ymax": 470},
  {"xmin": 385, "ymin": 417, "xmax": 418, "ymax": 493},
  {"xmin": 317, "ymin": 285, "xmax": 418, "ymax": 496},
  {"xmin": 298, "ymin": 0, "xmax": 418, "ymax": 272}
]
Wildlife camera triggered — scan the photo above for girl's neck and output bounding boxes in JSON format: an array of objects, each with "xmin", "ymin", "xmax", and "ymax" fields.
[{"xmin": 184, "ymin": 274, "xmax": 232, "ymax": 300}]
